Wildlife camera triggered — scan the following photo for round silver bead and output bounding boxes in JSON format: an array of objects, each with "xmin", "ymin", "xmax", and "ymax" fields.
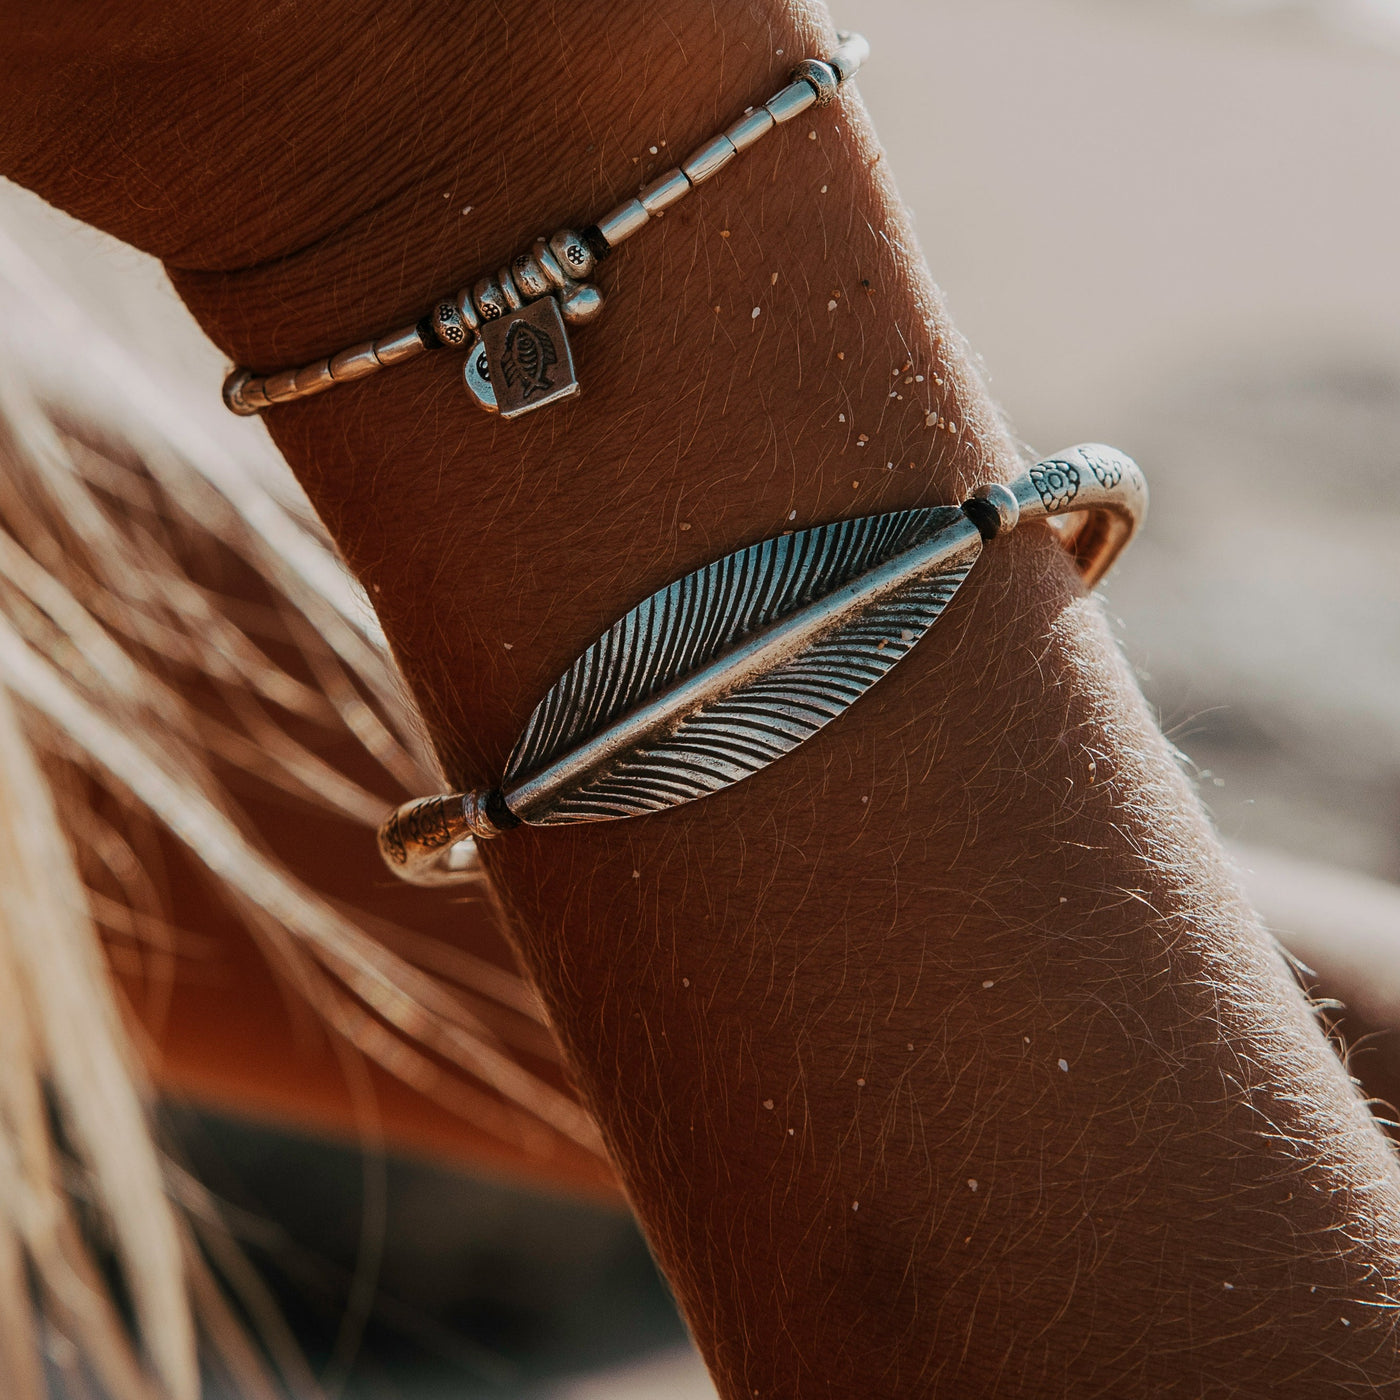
[
  {"xmin": 560, "ymin": 282, "xmax": 605, "ymax": 326},
  {"xmin": 792, "ymin": 58, "xmax": 840, "ymax": 107},
  {"xmin": 549, "ymin": 228, "xmax": 595, "ymax": 281},
  {"xmin": 473, "ymin": 276, "xmax": 509, "ymax": 322},
  {"xmin": 511, "ymin": 250, "xmax": 553, "ymax": 301},
  {"xmin": 972, "ymin": 481, "xmax": 1021, "ymax": 537},
  {"xmin": 532, "ymin": 238, "xmax": 569, "ymax": 291},
  {"xmin": 497, "ymin": 265, "xmax": 524, "ymax": 311},
  {"xmin": 222, "ymin": 369, "xmax": 261, "ymax": 416},
  {"xmin": 453, "ymin": 287, "xmax": 481, "ymax": 332},
  {"xmin": 431, "ymin": 298, "xmax": 471, "ymax": 347}
]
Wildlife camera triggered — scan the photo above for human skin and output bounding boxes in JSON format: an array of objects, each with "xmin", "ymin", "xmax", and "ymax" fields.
[{"xmin": 7, "ymin": 1, "xmax": 1400, "ymax": 1394}]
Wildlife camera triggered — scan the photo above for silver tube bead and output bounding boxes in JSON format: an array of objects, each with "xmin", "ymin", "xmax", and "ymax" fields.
[
  {"xmin": 792, "ymin": 58, "xmax": 839, "ymax": 106},
  {"xmin": 640, "ymin": 168, "xmax": 691, "ymax": 216},
  {"xmin": 330, "ymin": 342, "xmax": 382, "ymax": 381},
  {"xmin": 682, "ymin": 133, "xmax": 738, "ymax": 184},
  {"xmin": 294, "ymin": 359, "xmax": 335, "ymax": 396},
  {"xmin": 829, "ymin": 31, "xmax": 870, "ymax": 82},
  {"xmin": 725, "ymin": 107, "xmax": 775, "ymax": 153},
  {"xmin": 263, "ymin": 369, "xmax": 303, "ymax": 404},
  {"xmin": 595, "ymin": 199, "xmax": 649, "ymax": 247},
  {"xmin": 373, "ymin": 325, "xmax": 427, "ymax": 366},
  {"xmin": 766, "ymin": 79, "xmax": 816, "ymax": 124}
]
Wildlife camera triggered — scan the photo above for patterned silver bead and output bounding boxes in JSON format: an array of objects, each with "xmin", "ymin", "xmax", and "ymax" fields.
[
  {"xmin": 511, "ymin": 250, "xmax": 553, "ymax": 301},
  {"xmin": 222, "ymin": 369, "xmax": 262, "ymax": 416},
  {"xmin": 473, "ymin": 275, "xmax": 510, "ymax": 322},
  {"xmin": 462, "ymin": 341, "xmax": 498, "ymax": 413},
  {"xmin": 549, "ymin": 228, "xmax": 596, "ymax": 281},
  {"xmin": 560, "ymin": 282, "xmax": 605, "ymax": 326},
  {"xmin": 376, "ymin": 791, "xmax": 504, "ymax": 885},
  {"xmin": 791, "ymin": 58, "xmax": 840, "ymax": 107},
  {"xmin": 431, "ymin": 298, "xmax": 471, "ymax": 347},
  {"xmin": 532, "ymin": 238, "xmax": 569, "ymax": 291}
]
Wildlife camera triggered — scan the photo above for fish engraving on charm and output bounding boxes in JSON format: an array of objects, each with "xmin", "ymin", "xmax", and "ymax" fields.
[
  {"xmin": 502, "ymin": 318, "xmax": 557, "ymax": 398},
  {"xmin": 478, "ymin": 296, "xmax": 579, "ymax": 419}
]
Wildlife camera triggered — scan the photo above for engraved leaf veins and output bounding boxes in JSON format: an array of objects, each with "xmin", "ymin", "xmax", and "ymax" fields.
[{"xmin": 501, "ymin": 505, "xmax": 979, "ymax": 824}]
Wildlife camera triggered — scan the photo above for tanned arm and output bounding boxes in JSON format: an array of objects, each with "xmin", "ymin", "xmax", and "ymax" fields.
[{"xmin": 6, "ymin": 1, "xmax": 1400, "ymax": 1393}]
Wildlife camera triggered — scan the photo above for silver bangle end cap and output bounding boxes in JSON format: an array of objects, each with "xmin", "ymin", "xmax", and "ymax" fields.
[
  {"xmin": 792, "ymin": 58, "xmax": 840, "ymax": 106},
  {"xmin": 377, "ymin": 790, "xmax": 507, "ymax": 886},
  {"xmin": 968, "ymin": 481, "xmax": 1021, "ymax": 538}
]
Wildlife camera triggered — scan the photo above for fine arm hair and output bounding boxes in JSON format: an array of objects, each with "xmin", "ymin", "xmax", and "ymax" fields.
[{"xmin": 3, "ymin": 1, "xmax": 1400, "ymax": 1397}]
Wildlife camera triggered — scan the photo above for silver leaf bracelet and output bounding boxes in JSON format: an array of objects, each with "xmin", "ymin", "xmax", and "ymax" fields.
[
  {"xmin": 379, "ymin": 447, "xmax": 1149, "ymax": 885},
  {"xmin": 223, "ymin": 33, "xmax": 871, "ymax": 421}
]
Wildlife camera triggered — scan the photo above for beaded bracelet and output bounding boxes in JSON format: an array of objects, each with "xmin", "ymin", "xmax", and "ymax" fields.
[{"xmin": 222, "ymin": 32, "xmax": 869, "ymax": 422}]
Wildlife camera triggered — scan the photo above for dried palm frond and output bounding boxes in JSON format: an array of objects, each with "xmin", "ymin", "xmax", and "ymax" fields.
[{"xmin": 0, "ymin": 224, "xmax": 601, "ymax": 1396}]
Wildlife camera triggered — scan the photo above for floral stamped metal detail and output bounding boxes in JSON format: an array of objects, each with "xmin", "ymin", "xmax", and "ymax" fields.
[
  {"xmin": 378, "ymin": 445, "xmax": 1149, "ymax": 885},
  {"xmin": 1030, "ymin": 459, "xmax": 1081, "ymax": 512}
]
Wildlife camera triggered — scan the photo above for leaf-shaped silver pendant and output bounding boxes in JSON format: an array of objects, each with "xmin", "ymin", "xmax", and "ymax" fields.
[
  {"xmin": 379, "ymin": 446, "xmax": 1148, "ymax": 884},
  {"xmin": 504, "ymin": 504, "xmax": 976, "ymax": 823}
]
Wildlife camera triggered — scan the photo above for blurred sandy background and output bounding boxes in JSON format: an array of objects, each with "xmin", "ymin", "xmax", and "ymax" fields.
[
  {"xmin": 873, "ymin": 0, "xmax": 1400, "ymax": 880},
  {"xmin": 3, "ymin": 0, "xmax": 1398, "ymax": 1394}
]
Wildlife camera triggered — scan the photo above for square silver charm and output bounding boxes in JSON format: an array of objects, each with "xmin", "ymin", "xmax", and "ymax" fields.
[{"xmin": 476, "ymin": 296, "xmax": 579, "ymax": 419}]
